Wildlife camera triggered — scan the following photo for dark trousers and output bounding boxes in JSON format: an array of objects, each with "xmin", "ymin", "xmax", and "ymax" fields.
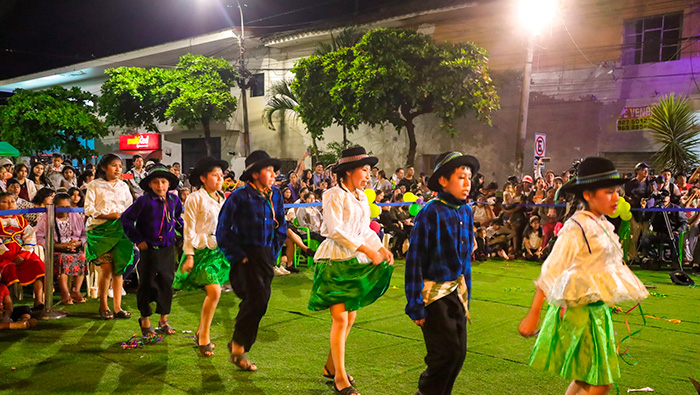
[
  {"xmin": 136, "ymin": 246, "xmax": 176, "ymax": 318},
  {"xmin": 230, "ymin": 246, "xmax": 275, "ymax": 352},
  {"xmin": 418, "ymin": 291, "xmax": 467, "ymax": 395}
]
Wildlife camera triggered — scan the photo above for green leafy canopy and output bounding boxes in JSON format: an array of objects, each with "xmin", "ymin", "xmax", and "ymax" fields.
[{"xmin": 0, "ymin": 86, "xmax": 108, "ymax": 158}]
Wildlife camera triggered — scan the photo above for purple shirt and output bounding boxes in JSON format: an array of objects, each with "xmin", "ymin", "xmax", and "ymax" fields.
[
  {"xmin": 35, "ymin": 212, "xmax": 87, "ymax": 247},
  {"xmin": 121, "ymin": 192, "xmax": 184, "ymax": 248}
]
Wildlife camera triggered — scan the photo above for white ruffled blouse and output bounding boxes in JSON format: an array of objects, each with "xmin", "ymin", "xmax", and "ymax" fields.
[
  {"xmin": 535, "ymin": 210, "xmax": 649, "ymax": 307},
  {"xmin": 315, "ymin": 186, "xmax": 383, "ymax": 263},
  {"xmin": 182, "ymin": 188, "xmax": 225, "ymax": 255},
  {"xmin": 84, "ymin": 178, "xmax": 133, "ymax": 231}
]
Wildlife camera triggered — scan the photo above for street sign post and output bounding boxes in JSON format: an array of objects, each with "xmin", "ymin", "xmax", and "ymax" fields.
[{"xmin": 534, "ymin": 133, "xmax": 546, "ymax": 169}]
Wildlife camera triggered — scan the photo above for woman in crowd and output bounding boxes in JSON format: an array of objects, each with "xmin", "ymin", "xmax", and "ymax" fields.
[
  {"xmin": 308, "ymin": 146, "xmax": 394, "ymax": 395},
  {"xmin": 60, "ymin": 166, "xmax": 77, "ymax": 189},
  {"xmin": 35, "ymin": 193, "xmax": 88, "ymax": 305},
  {"xmin": 29, "ymin": 163, "xmax": 47, "ymax": 191},
  {"xmin": 68, "ymin": 187, "xmax": 84, "ymax": 208},
  {"xmin": 13, "ymin": 163, "xmax": 37, "ymax": 202},
  {"xmin": 282, "ymin": 187, "xmax": 295, "ymax": 205},
  {"xmin": 27, "ymin": 188, "xmax": 55, "ymax": 227},
  {"xmin": 84, "ymin": 154, "xmax": 134, "ymax": 320},
  {"xmin": 174, "ymin": 157, "xmax": 231, "ymax": 357}
]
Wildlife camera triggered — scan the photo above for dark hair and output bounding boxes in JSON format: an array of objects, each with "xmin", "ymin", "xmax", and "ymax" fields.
[
  {"xmin": 29, "ymin": 163, "xmax": 48, "ymax": 185},
  {"xmin": 32, "ymin": 187, "xmax": 55, "ymax": 205},
  {"xmin": 492, "ymin": 217, "xmax": 504, "ymax": 226},
  {"xmin": 302, "ymin": 191, "xmax": 313, "ymax": 201},
  {"xmin": 132, "ymin": 154, "xmax": 143, "ymax": 161},
  {"xmin": 61, "ymin": 165, "xmax": 75, "ymax": 176},
  {"xmin": 485, "ymin": 182, "xmax": 499, "ymax": 190},
  {"xmin": 6, "ymin": 178, "xmax": 19, "ymax": 187},
  {"xmin": 53, "ymin": 192, "xmax": 71, "ymax": 205},
  {"xmin": 96, "ymin": 154, "xmax": 122, "ymax": 180},
  {"xmin": 0, "ymin": 191, "xmax": 14, "ymax": 201},
  {"xmin": 395, "ymin": 168, "xmax": 403, "ymax": 173},
  {"xmin": 12, "ymin": 163, "xmax": 28, "ymax": 178},
  {"xmin": 77, "ymin": 170, "xmax": 94, "ymax": 187},
  {"xmin": 378, "ymin": 170, "xmax": 386, "ymax": 179},
  {"xmin": 68, "ymin": 187, "xmax": 84, "ymax": 207},
  {"xmin": 523, "ymin": 221, "xmax": 543, "ymax": 238},
  {"xmin": 52, "ymin": 153, "xmax": 63, "ymax": 159}
]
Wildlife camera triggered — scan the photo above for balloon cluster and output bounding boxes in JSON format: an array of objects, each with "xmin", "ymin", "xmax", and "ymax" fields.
[
  {"xmin": 403, "ymin": 192, "xmax": 424, "ymax": 216},
  {"xmin": 365, "ymin": 189, "xmax": 381, "ymax": 219},
  {"xmin": 610, "ymin": 197, "xmax": 632, "ymax": 221}
]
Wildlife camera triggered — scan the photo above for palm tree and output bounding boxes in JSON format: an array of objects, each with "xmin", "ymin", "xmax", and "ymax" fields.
[{"xmin": 648, "ymin": 94, "xmax": 700, "ymax": 174}]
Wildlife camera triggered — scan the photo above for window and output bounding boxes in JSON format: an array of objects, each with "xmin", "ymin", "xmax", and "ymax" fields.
[
  {"xmin": 249, "ymin": 73, "xmax": 265, "ymax": 97},
  {"xmin": 622, "ymin": 12, "xmax": 682, "ymax": 65}
]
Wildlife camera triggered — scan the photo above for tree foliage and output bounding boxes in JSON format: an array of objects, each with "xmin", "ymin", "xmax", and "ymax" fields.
[
  {"xmin": 100, "ymin": 53, "xmax": 239, "ymax": 157},
  {"xmin": 0, "ymin": 86, "xmax": 108, "ymax": 158},
  {"xmin": 291, "ymin": 27, "xmax": 500, "ymax": 165},
  {"xmin": 648, "ymin": 94, "xmax": 700, "ymax": 174}
]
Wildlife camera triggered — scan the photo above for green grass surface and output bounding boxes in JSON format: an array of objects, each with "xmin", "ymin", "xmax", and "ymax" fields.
[{"xmin": 1, "ymin": 260, "xmax": 699, "ymax": 394}]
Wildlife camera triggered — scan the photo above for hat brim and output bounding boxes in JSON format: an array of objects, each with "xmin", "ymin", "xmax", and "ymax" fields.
[
  {"xmin": 239, "ymin": 158, "xmax": 282, "ymax": 182},
  {"xmin": 427, "ymin": 155, "xmax": 480, "ymax": 192},
  {"xmin": 139, "ymin": 171, "xmax": 181, "ymax": 192},
  {"xmin": 557, "ymin": 177, "xmax": 627, "ymax": 196},
  {"xmin": 332, "ymin": 156, "xmax": 378, "ymax": 175},
  {"xmin": 189, "ymin": 158, "xmax": 229, "ymax": 187}
]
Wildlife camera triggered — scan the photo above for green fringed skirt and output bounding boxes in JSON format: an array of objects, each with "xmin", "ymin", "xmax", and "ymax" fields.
[
  {"xmin": 530, "ymin": 301, "xmax": 620, "ymax": 386},
  {"xmin": 308, "ymin": 258, "xmax": 394, "ymax": 312},
  {"xmin": 173, "ymin": 248, "xmax": 230, "ymax": 291},
  {"xmin": 85, "ymin": 219, "xmax": 134, "ymax": 276}
]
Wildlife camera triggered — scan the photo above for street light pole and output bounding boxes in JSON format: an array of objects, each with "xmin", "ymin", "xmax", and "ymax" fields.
[
  {"xmin": 515, "ymin": 38, "xmax": 534, "ymax": 177},
  {"xmin": 235, "ymin": 1, "xmax": 251, "ymax": 156}
]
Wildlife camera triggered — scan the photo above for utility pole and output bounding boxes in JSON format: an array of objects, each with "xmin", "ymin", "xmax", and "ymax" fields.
[
  {"xmin": 235, "ymin": 2, "xmax": 251, "ymax": 156},
  {"xmin": 515, "ymin": 38, "xmax": 534, "ymax": 177}
]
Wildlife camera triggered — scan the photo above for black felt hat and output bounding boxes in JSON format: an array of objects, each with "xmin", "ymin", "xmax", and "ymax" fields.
[
  {"xmin": 427, "ymin": 152, "xmax": 480, "ymax": 192},
  {"xmin": 139, "ymin": 164, "xmax": 180, "ymax": 192},
  {"xmin": 332, "ymin": 146, "xmax": 378, "ymax": 175},
  {"xmin": 239, "ymin": 150, "xmax": 281, "ymax": 182},
  {"xmin": 557, "ymin": 157, "xmax": 626, "ymax": 196},
  {"xmin": 189, "ymin": 157, "xmax": 229, "ymax": 187}
]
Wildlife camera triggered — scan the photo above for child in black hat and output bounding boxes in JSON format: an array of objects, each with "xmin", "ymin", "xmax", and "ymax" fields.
[
  {"xmin": 405, "ymin": 151, "xmax": 479, "ymax": 395},
  {"xmin": 121, "ymin": 164, "xmax": 184, "ymax": 337},
  {"xmin": 519, "ymin": 157, "xmax": 649, "ymax": 394},
  {"xmin": 216, "ymin": 150, "xmax": 287, "ymax": 371}
]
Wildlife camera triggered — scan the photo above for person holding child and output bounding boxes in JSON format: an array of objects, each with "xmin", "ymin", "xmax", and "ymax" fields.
[
  {"xmin": 121, "ymin": 164, "xmax": 183, "ymax": 337},
  {"xmin": 216, "ymin": 150, "xmax": 287, "ymax": 371},
  {"xmin": 308, "ymin": 146, "xmax": 394, "ymax": 395},
  {"xmin": 405, "ymin": 152, "xmax": 478, "ymax": 395},
  {"xmin": 84, "ymin": 154, "xmax": 134, "ymax": 320},
  {"xmin": 519, "ymin": 157, "xmax": 650, "ymax": 395},
  {"xmin": 0, "ymin": 192, "xmax": 45, "ymax": 310},
  {"xmin": 173, "ymin": 157, "xmax": 230, "ymax": 356},
  {"xmin": 35, "ymin": 192, "xmax": 88, "ymax": 305}
]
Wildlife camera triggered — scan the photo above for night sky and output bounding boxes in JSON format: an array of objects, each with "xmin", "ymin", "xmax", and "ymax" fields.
[{"xmin": 0, "ymin": 0, "xmax": 399, "ymax": 81}]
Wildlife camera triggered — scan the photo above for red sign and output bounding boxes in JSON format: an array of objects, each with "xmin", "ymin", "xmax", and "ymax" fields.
[{"xmin": 119, "ymin": 134, "xmax": 159, "ymax": 150}]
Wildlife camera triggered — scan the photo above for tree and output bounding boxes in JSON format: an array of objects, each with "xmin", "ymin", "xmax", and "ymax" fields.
[
  {"xmin": 0, "ymin": 86, "xmax": 108, "ymax": 159},
  {"xmin": 293, "ymin": 28, "xmax": 500, "ymax": 166},
  {"xmin": 648, "ymin": 94, "xmax": 700, "ymax": 174},
  {"xmin": 99, "ymin": 67, "xmax": 175, "ymax": 132},
  {"xmin": 100, "ymin": 54, "xmax": 239, "ymax": 157}
]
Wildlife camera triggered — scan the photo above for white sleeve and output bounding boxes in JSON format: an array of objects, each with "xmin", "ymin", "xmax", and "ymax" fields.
[
  {"xmin": 182, "ymin": 194, "xmax": 198, "ymax": 255},
  {"xmin": 534, "ymin": 221, "xmax": 583, "ymax": 295},
  {"xmin": 323, "ymin": 193, "xmax": 365, "ymax": 252},
  {"xmin": 83, "ymin": 183, "xmax": 99, "ymax": 218},
  {"xmin": 21, "ymin": 223, "xmax": 37, "ymax": 252}
]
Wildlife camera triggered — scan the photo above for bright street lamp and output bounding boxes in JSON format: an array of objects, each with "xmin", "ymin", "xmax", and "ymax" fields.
[{"xmin": 514, "ymin": 0, "xmax": 557, "ymax": 177}]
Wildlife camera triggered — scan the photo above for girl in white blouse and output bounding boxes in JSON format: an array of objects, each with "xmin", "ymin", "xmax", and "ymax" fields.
[
  {"xmin": 519, "ymin": 157, "xmax": 649, "ymax": 395},
  {"xmin": 84, "ymin": 154, "xmax": 134, "ymax": 321},
  {"xmin": 174, "ymin": 157, "xmax": 230, "ymax": 357},
  {"xmin": 308, "ymin": 147, "xmax": 394, "ymax": 395}
]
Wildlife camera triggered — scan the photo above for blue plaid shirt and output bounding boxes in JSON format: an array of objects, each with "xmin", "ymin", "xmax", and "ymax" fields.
[
  {"xmin": 405, "ymin": 193, "xmax": 474, "ymax": 320},
  {"xmin": 216, "ymin": 183, "xmax": 287, "ymax": 264}
]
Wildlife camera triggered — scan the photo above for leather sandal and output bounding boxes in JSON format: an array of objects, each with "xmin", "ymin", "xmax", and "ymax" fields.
[
  {"xmin": 114, "ymin": 310, "xmax": 131, "ymax": 319},
  {"xmin": 198, "ymin": 342, "xmax": 215, "ymax": 357},
  {"xmin": 138, "ymin": 317, "xmax": 156, "ymax": 337},
  {"xmin": 194, "ymin": 333, "xmax": 215, "ymax": 349},
  {"xmin": 323, "ymin": 365, "xmax": 355, "ymax": 385},
  {"xmin": 227, "ymin": 341, "xmax": 257, "ymax": 371},
  {"xmin": 332, "ymin": 383, "xmax": 360, "ymax": 395},
  {"xmin": 99, "ymin": 309, "xmax": 114, "ymax": 320}
]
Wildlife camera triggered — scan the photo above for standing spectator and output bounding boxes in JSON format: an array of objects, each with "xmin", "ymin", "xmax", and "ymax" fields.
[
  {"xmin": 13, "ymin": 163, "xmax": 36, "ymax": 202},
  {"xmin": 625, "ymin": 162, "xmax": 654, "ymax": 261},
  {"xmin": 658, "ymin": 168, "xmax": 681, "ymax": 204},
  {"xmin": 521, "ymin": 175, "xmax": 534, "ymax": 201},
  {"xmin": 675, "ymin": 173, "xmax": 691, "ymax": 194},
  {"xmin": 45, "ymin": 153, "xmax": 65, "ymax": 189},
  {"xmin": 369, "ymin": 166, "xmax": 380, "ymax": 189},
  {"xmin": 469, "ymin": 173, "xmax": 485, "ymax": 201},
  {"xmin": 125, "ymin": 154, "xmax": 147, "ymax": 198},
  {"xmin": 392, "ymin": 167, "xmax": 405, "ymax": 186},
  {"xmin": 312, "ymin": 162, "xmax": 325, "ymax": 188},
  {"xmin": 398, "ymin": 165, "xmax": 418, "ymax": 192},
  {"xmin": 376, "ymin": 170, "xmax": 392, "ymax": 195}
]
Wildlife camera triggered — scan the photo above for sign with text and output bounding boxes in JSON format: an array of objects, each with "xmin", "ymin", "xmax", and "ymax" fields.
[
  {"xmin": 616, "ymin": 105, "xmax": 653, "ymax": 131},
  {"xmin": 534, "ymin": 133, "xmax": 546, "ymax": 169},
  {"xmin": 119, "ymin": 133, "xmax": 160, "ymax": 151}
]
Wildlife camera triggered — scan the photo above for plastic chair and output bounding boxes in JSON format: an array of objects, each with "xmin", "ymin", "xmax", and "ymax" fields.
[{"xmin": 293, "ymin": 218, "xmax": 318, "ymax": 268}]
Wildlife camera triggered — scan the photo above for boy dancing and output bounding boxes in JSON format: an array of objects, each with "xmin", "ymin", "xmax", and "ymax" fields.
[
  {"xmin": 405, "ymin": 152, "xmax": 479, "ymax": 395},
  {"xmin": 217, "ymin": 150, "xmax": 287, "ymax": 371},
  {"xmin": 121, "ymin": 164, "xmax": 183, "ymax": 336}
]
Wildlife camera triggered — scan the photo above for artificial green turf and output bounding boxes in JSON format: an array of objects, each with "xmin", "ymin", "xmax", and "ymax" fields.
[{"xmin": 1, "ymin": 260, "xmax": 698, "ymax": 394}]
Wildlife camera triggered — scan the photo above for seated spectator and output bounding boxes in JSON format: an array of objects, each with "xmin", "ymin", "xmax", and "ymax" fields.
[
  {"xmin": 376, "ymin": 170, "xmax": 392, "ymax": 195},
  {"xmin": 30, "ymin": 188, "xmax": 56, "ymax": 227},
  {"xmin": 60, "ymin": 165, "xmax": 77, "ymax": 189},
  {"xmin": 379, "ymin": 198, "xmax": 409, "ymax": 259},
  {"xmin": 296, "ymin": 192, "xmax": 324, "ymax": 244},
  {"xmin": 6, "ymin": 178, "xmax": 35, "ymax": 224},
  {"xmin": 282, "ymin": 187, "xmax": 294, "ymax": 204},
  {"xmin": 390, "ymin": 193, "xmax": 414, "ymax": 234},
  {"xmin": 486, "ymin": 217, "xmax": 511, "ymax": 260},
  {"xmin": 178, "ymin": 188, "xmax": 190, "ymax": 204},
  {"xmin": 68, "ymin": 187, "xmax": 84, "ymax": 208},
  {"xmin": 473, "ymin": 227, "xmax": 489, "ymax": 262},
  {"xmin": 0, "ymin": 166, "xmax": 7, "ymax": 192},
  {"xmin": 473, "ymin": 194, "xmax": 495, "ymax": 227},
  {"xmin": 35, "ymin": 193, "xmax": 88, "ymax": 305},
  {"xmin": 13, "ymin": 163, "xmax": 37, "ymax": 202},
  {"xmin": 522, "ymin": 216, "xmax": 545, "ymax": 261},
  {"xmin": 77, "ymin": 170, "xmax": 94, "ymax": 190},
  {"xmin": 0, "ymin": 282, "xmax": 35, "ymax": 330}
]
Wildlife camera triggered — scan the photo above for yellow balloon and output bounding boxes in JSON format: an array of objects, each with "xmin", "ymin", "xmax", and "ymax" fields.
[
  {"xmin": 370, "ymin": 204, "xmax": 381, "ymax": 219},
  {"xmin": 620, "ymin": 211, "xmax": 632, "ymax": 221},
  {"xmin": 364, "ymin": 189, "xmax": 376, "ymax": 204},
  {"xmin": 403, "ymin": 192, "xmax": 417, "ymax": 203}
]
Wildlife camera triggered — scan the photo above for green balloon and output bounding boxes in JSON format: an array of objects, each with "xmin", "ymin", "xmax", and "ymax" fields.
[{"xmin": 409, "ymin": 203, "xmax": 422, "ymax": 216}]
